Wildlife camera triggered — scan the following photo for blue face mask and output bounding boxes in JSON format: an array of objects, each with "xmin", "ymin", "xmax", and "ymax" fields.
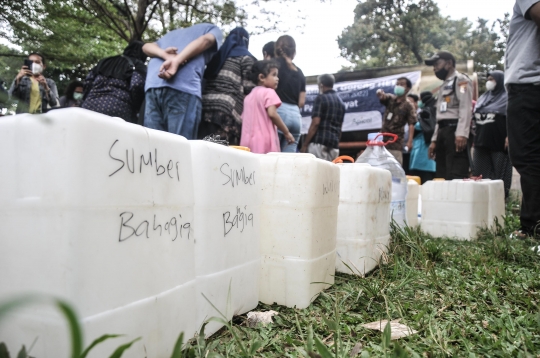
[
  {"xmin": 394, "ymin": 85, "xmax": 406, "ymax": 96},
  {"xmin": 418, "ymin": 101, "xmax": 424, "ymax": 109}
]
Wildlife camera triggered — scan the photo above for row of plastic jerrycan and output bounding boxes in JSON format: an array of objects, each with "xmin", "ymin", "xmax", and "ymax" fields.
[
  {"xmin": 0, "ymin": 109, "xmax": 392, "ymax": 357},
  {"xmin": 0, "ymin": 109, "xmax": 504, "ymax": 356},
  {"xmin": 0, "ymin": 109, "xmax": 260, "ymax": 357}
]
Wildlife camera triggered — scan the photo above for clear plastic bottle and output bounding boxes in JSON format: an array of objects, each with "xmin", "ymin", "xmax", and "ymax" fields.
[{"xmin": 355, "ymin": 132, "xmax": 408, "ymax": 227}]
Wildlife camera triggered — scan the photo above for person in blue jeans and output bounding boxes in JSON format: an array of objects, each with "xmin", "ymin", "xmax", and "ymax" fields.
[
  {"xmin": 274, "ymin": 35, "xmax": 306, "ymax": 152},
  {"xmin": 142, "ymin": 23, "xmax": 223, "ymax": 139}
]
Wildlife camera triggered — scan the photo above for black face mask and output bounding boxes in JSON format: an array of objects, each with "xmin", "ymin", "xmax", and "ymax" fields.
[{"xmin": 435, "ymin": 67, "xmax": 449, "ymax": 80}]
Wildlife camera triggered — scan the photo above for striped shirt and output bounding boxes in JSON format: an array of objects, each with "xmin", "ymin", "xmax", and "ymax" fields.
[{"xmin": 311, "ymin": 90, "xmax": 345, "ymax": 149}]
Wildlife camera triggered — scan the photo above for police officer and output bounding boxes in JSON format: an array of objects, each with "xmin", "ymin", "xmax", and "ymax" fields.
[{"xmin": 425, "ymin": 51, "xmax": 473, "ymax": 179}]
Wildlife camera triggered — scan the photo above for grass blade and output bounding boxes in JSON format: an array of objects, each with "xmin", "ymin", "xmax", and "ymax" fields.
[
  {"xmin": 0, "ymin": 343, "xmax": 10, "ymax": 358},
  {"xmin": 313, "ymin": 336, "xmax": 333, "ymax": 358},
  {"xmin": 55, "ymin": 300, "xmax": 83, "ymax": 358},
  {"xmin": 81, "ymin": 334, "xmax": 123, "ymax": 358},
  {"xmin": 170, "ymin": 332, "xmax": 184, "ymax": 358},
  {"xmin": 107, "ymin": 337, "xmax": 141, "ymax": 358},
  {"xmin": 0, "ymin": 295, "xmax": 83, "ymax": 358},
  {"xmin": 16, "ymin": 346, "xmax": 26, "ymax": 358}
]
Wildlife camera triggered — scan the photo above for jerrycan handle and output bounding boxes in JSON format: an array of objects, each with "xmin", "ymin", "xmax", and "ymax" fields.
[
  {"xmin": 332, "ymin": 156, "xmax": 355, "ymax": 164},
  {"xmin": 367, "ymin": 132, "xmax": 398, "ymax": 146}
]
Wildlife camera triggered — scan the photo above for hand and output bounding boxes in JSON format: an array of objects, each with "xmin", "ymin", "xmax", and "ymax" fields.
[
  {"xmin": 300, "ymin": 144, "xmax": 308, "ymax": 153},
  {"xmin": 164, "ymin": 47, "xmax": 178, "ymax": 55},
  {"xmin": 35, "ymin": 74, "xmax": 47, "ymax": 87},
  {"xmin": 455, "ymin": 136, "xmax": 468, "ymax": 152},
  {"xmin": 376, "ymin": 89, "xmax": 385, "ymax": 100},
  {"xmin": 163, "ymin": 47, "xmax": 183, "ymax": 63},
  {"xmin": 505, "ymin": 137, "xmax": 509, "ymax": 151},
  {"xmin": 16, "ymin": 66, "xmax": 32, "ymax": 81},
  {"xmin": 407, "ymin": 140, "xmax": 413, "ymax": 151},
  {"xmin": 159, "ymin": 58, "xmax": 181, "ymax": 80},
  {"xmin": 428, "ymin": 142, "xmax": 436, "ymax": 159},
  {"xmin": 285, "ymin": 132, "xmax": 296, "ymax": 144}
]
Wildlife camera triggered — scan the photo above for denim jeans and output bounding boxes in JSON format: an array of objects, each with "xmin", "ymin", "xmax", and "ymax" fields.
[
  {"xmin": 144, "ymin": 87, "xmax": 202, "ymax": 139},
  {"xmin": 277, "ymin": 102, "xmax": 301, "ymax": 152}
]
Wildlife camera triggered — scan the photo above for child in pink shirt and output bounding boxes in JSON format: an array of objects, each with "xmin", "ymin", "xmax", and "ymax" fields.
[{"xmin": 240, "ymin": 60, "xmax": 295, "ymax": 153}]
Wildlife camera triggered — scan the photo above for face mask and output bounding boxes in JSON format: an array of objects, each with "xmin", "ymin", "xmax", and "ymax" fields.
[
  {"xmin": 31, "ymin": 63, "xmax": 43, "ymax": 75},
  {"xmin": 418, "ymin": 101, "xmax": 424, "ymax": 109},
  {"xmin": 73, "ymin": 92, "xmax": 83, "ymax": 101},
  {"xmin": 394, "ymin": 85, "xmax": 406, "ymax": 96},
  {"xmin": 485, "ymin": 80, "xmax": 496, "ymax": 92},
  {"xmin": 435, "ymin": 67, "xmax": 448, "ymax": 81}
]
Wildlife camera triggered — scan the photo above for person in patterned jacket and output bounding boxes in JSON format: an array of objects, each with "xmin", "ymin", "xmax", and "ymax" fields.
[
  {"xmin": 82, "ymin": 42, "xmax": 149, "ymax": 123},
  {"xmin": 197, "ymin": 27, "xmax": 256, "ymax": 145}
]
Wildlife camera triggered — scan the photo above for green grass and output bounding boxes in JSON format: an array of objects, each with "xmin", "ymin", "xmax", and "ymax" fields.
[{"xmin": 189, "ymin": 209, "xmax": 540, "ymax": 357}]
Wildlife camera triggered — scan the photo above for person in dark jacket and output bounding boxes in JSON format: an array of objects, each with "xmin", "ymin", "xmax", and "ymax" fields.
[
  {"xmin": 8, "ymin": 53, "xmax": 59, "ymax": 114},
  {"xmin": 82, "ymin": 42, "xmax": 149, "ymax": 123},
  {"xmin": 473, "ymin": 70, "xmax": 512, "ymax": 197}
]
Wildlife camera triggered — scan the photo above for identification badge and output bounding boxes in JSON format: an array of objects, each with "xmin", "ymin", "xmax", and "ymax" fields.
[
  {"xmin": 459, "ymin": 81, "xmax": 468, "ymax": 94},
  {"xmin": 387, "ymin": 112, "xmax": 393, "ymax": 120},
  {"xmin": 440, "ymin": 102, "xmax": 447, "ymax": 112}
]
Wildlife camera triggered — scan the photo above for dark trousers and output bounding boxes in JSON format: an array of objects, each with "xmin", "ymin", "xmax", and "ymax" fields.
[
  {"xmin": 402, "ymin": 152, "xmax": 411, "ymax": 174},
  {"xmin": 507, "ymin": 84, "xmax": 540, "ymax": 235},
  {"xmin": 435, "ymin": 125, "xmax": 470, "ymax": 179},
  {"xmin": 409, "ymin": 169, "xmax": 435, "ymax": 184}
]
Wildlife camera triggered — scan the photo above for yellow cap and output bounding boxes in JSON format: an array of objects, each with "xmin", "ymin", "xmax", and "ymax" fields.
[
  {"xmin": 406, "ymin": 175, "xmax": 421, "ymax": 185},
  {"xmin": 229, "ymin": 146, "xmax": 251, "ymax": 152}
]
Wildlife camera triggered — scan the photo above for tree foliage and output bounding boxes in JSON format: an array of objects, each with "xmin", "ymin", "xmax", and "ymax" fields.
[
  {"xmin": 0, "ymin": 0, "xmax": 298, "ymax": 93},
  {"xmin": 338, "ymin": 0, "xmax": 508, "ymax": 73}
]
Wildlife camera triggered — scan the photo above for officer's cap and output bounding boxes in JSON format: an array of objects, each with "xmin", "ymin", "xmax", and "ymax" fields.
[{"xmin": 424, "ymin": 51, "xmax": 456, "ymax": 66}]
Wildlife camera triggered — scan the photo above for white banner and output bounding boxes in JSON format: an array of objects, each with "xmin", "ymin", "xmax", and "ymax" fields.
[{"xmin": 300, "ymin": 71, "xmax": 422, "ymax": 134}]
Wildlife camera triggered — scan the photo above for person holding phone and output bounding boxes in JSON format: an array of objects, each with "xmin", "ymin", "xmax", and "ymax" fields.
[{"xmin": 8, "ymin": 53, "xmax": 59, "ymax": 114}]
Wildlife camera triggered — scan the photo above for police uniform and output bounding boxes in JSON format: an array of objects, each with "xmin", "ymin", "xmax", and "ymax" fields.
[{"xmin": 431, "ymin": 71, "xmax": 473, "ymax": 179}]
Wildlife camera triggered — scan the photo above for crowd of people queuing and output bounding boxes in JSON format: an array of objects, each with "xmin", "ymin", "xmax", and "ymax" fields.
[{"xmin": 4, "ymin": 0, "xmax": 540, "ymax": 239}]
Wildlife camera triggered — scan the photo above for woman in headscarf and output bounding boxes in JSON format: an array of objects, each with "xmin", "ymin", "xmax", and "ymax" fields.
[
  {"xmin": 197, "ymin": 27, "xmax": 256, "ymax": 145},
  {"xmin": 473, "ymin": 70, "xmax": 512, "ymax": 197},
  {"xmin": 82, "ymin": 41, "xmax": 148, "ymax": 123}
]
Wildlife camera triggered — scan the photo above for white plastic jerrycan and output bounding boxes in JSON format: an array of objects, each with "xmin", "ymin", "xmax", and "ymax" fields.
[
  {"xmin": 356, "ymin": 133, "xmax": 408, "ymax": 228},
  {"xmin": 259, "ymin": 153, "xmax": 340, "ymax": 309},
  {"xmin": 190, "ymin": 141, "xmax": 261, "ymax": 336},
  {"xmin": 332, "ymin": 156, "xmax": 391, "ymax": 275},
  {"xmin": 0, "ymin": 109, "xmax": 198, "ymax": 358},
  {"xmin": 455, "ymin": 179, "xmax": 505, "ymax": 230},
  {"xmin": 421, "ymin": 179, "xmax": 491, "ymax": 240},
  {"xmin": 406, "ymin": 179, "xmax": 420, "ymax": 227}
]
